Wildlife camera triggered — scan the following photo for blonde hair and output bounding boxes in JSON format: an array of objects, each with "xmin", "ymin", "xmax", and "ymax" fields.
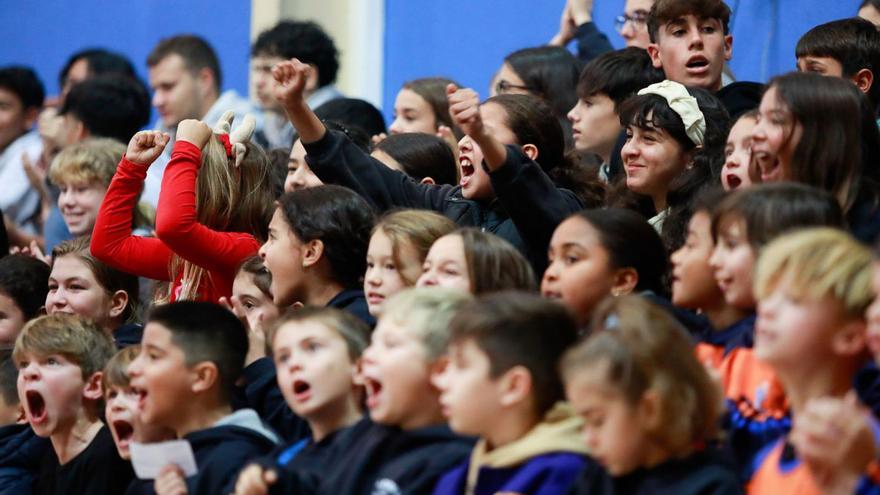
[
  {"xmin": 561, "ymin": 296, "xmax": 723, "ymax": 457},
  {"xmin": 164, "ymin": 134, "xmax": 275, "ymax": 302},
  {"xmin": 49, "ymin": 138, "xmax": 125, "ymax": 187},
  {"xmin": 102, "ymin": 345, "xmax": 140, "ymax": 394},
  {"xmin": 374, "ymin": 210, "xmax": 457, "ymax": 285},
  {"xmin": 754, "ymin": 227, "xmax": 872, "ymax": 319},
  {"xmin": 13, "ymin": 314, "xmax": 116, "ymax": 379},
  {"xmin": 380, "ymin": 287, "xmax": 472, "ymax": 359}
]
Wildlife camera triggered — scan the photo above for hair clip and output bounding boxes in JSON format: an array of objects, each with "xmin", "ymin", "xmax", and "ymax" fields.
[{"xmin": 638, "ymin": 80, "xmax": 706, "ymax": 146}]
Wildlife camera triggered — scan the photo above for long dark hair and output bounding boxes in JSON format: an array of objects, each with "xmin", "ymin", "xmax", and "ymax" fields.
[{"xmin": 769, "ymin": 71, "xmax": 879, "ymax": 214}]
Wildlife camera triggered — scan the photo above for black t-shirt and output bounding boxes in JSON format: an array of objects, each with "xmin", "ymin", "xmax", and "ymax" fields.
[{"xmin": 34, "ymin": 425, "xmax": 134, "ymax": 495}]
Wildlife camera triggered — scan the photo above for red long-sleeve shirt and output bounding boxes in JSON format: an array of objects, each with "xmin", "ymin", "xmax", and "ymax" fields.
[{"xmin": 91, "ymin": 141, "xmax": 260, "ymax": 303}]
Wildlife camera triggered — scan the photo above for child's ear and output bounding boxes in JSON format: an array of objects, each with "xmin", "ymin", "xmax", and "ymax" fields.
[
  {"xmin": 82, "ymin": 371, "xmax": 103, "ymax": 402},
  {"xmin": 852, "ymin": 68, "xmax": 875, "ymax": 96},
  {"xmin": 638, "ymin": 388, "xmax": 663, "ymax": 432},
  {"xmin": 190, "ymin": 362, "xmax": 220, "ymax": 395},
  {"xmin": 646, "ymin": 43, "xmax": 663, "ymax": 70},
  {"xmin": 351, "ymin": 357, "xmax": 365, "ymax": 386},
  {"xmin": 832, "ymin": 319, "xmax": 867, "ymax": 357},
  {"xmin": 302, "ymin": 239, "xmax": 325, "ymax": 269},
  {"xmin": 419, "ymin": 177, "xmax": 436, "ymax": 185},
  {"xmin": 108, "ymin": 290, "xmax": 130, "ymax": 320},
  {"xmin": 196, "ymin": 67, "xmax": 215, "ymax": 97},
  {"xmin": 724, "ymin": 34, "xmax": 734, "ymax": 62},
  {"xmin": 429, "ymin": 355, "xmax": 450, "ymax": 389},
  {"xmin": 522, "ymin": 144, "xmax": 539, "ymax": 161},
  {"xmin": 499, "ymin": 365, "xmax": 533, "ymax": 408},
  {"xmin": 611, "ymin": 268, "xmax": 639, "ymax": 297}
]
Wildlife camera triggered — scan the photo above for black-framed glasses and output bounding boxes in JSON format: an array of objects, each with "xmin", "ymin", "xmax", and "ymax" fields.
[
  {"xmin": 614, "ymin": 11, "xmax": 648, "ymax": 33},
  {"xmin": 495, "ymin": 80, "xmax": 534, "ymax": 94}
]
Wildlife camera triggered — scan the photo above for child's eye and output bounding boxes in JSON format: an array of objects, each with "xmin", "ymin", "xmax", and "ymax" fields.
[
  {"xmin": 564, "ymin": 255, "xmax": 580, "ymax": 265},
  {"xmin": 384, "ymin": 263, "xmax": 396, "ymax": 271},
  {"xmin": 305, "ymin": 342, "xmax": 322, "ymax": 352},
  {"xmin": 107, "ymin": 390, "xmax": 118, "ymax": 400},
  {"xmin": 17, "ymin": 360, "xmax": 28, "ymax": 369},
  {"xmin": 47, "ymin": 357, "xmax": 59, "ymax": 365},
  {"xmin": 366, "ymin": 261, "xmax": 374, "ymax": 269}
]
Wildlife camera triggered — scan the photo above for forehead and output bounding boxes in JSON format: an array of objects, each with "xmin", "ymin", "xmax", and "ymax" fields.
[
  {"xmin": 0, "ymin": 88, "xmax": 23, "ymax": 108},
  {"xmin": 373, "ymin": 316, "xmax": 419, "ymax": 342},
  {"xmin": 554, "ymin": 216, "xmax": 601, "ymax": 246},
  {"xmin": 50, "ymin": 255, "xmax": 97, "ymax": 280},
  {"xmin": 275, "ymin": 320, "xmax": 339, "ymax": 345},
  {"xmin": 251, "ymin": 55, "xmax": 283, "ymax": 67},
  {"xmin": 625, "ymin": 0, "xmax": 654, "ymax": 14},
  {"xmin": 395, "ymin": 88, "xmax": 429, "ymax": 109},
  {"xmin": 141, "ymin": 322, "xmax": 175, "ymax": 347},
  {"xmin": 662, "ymin": 14, "xmax": 722, "ymax": 29},
  {"xmin": 149, "ymin": 54, "xmax": 191, "ymax": 82},
  {"xmin": 428, "ymin": 234, "xmax": 464, "ymax": 260},
  {"xmin": 289, "ymin": 139, "xmax": 307, "ymax": 161}
]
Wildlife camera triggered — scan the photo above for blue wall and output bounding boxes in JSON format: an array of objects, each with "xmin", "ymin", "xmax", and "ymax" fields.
[
  {"xmin": 0, "ymin": 0, "xmax": 252, "ymax": 114},
  {"xmin": 383, "ymin": 0, "xmax": 862, "ymax": 117},
  {"xmin": 0, "ymin": 0, "xmax": 866, "ymax": 122}
]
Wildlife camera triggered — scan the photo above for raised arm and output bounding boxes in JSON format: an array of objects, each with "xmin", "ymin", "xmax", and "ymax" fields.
[
  {"xmin": 448, "ymin": 85, "xmax": 582, "ymax": 272},
  {"xmin": 273, "ymin": 59, "xmax": 454, "ymax": 213},
  {"xmin": 91, "ymin": 131, "xmax": 172, "ymax": 281},
  {"xmin": 153, "ymin": 120, "xmax": 261, "ymax": 276}
]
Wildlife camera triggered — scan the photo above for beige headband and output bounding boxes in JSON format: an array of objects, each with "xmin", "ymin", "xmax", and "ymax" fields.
[{"xmin": 637, "ymin": 80, "xmax": 706, "ymax": 146}]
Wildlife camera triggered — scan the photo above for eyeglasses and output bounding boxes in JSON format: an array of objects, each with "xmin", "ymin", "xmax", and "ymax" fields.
[
  {"xmin": 614, "ymin": 12, "xmax": 649, "ymax": 33},
  {"xmin": 495, "ymin": 80, "xmax": 534, "ymax": 94}
]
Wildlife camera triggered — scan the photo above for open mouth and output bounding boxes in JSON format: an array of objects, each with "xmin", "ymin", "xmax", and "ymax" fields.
[
  {"xmin": 685, "ymin": 56, "xmax": 710, "ymax": 71},
  {"xmin": 367, "ymin": 292, "xmax": 385, "ymax": 305},
  {"xmin": 753, "ymin": 152, "xmax": 781, "ymax": 182},
  {"xmin": 112, "ymin": 419, "xmax": 134, "ymax": 445},
  {"xmin": 363, "ymin": 376, "xmax": 383, "ymax": 409},
  {"xmin": 25, "ymin": 391, "xmax": 47, "ymax": 424},
  {"xmin": 459, "ymin": 157, "xmax": 475, "ymax": 187},
  {"xmin": 725, "ymin": 174, "xmax": 742, "ymax": 190},
  {"xmin": 292, "ymin": 379, "xmax": 312, "ymax": 401}
]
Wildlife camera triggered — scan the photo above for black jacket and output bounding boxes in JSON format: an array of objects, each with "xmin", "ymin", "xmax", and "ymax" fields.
[
  {"xmin": 304, "ymin": 130, "xmax": 583, "ymax": 275},
  {"xmin": 281, "ymin": 420, "xmax": 473, "ymax": 495},
  {"xmin": 570, "ymin": 448, "xmax": 743, "ymax": 495},
  {"xmin": 0, "ymin": 424, "xmax": 49, "ymax": 495}
]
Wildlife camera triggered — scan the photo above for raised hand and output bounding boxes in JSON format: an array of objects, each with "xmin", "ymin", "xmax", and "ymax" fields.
[
  {"xmin": 550, "ymin": 0, "xmax": 577, "ymax": 46},
  {"xmin": 272, "ymin": 59, "xmax": 311, "ymax": 111},
  {"xmin": 446, "ymin": 84, "xmax": 485, "ymax": 141},
  {"xmin": 233, "ymin": 464, "xmax": 278, "ymax": 495},
  {"xmin": 569, "ymin": 0, "xmax": 594, "ymax": 25},
  {"xmin": 176, "ymin": 119, "xmax": 213, "ymax": 150},
  {"xmin": 790, "ymin": 393, "xmax": 876, "ymax": 494},
  {"xmin": 126, "ymin": 131, "xmax": 170, "ymax": 166},
  {"xmin": 154, "ymin": 465, "xmax": 188, "ymax": 495}
]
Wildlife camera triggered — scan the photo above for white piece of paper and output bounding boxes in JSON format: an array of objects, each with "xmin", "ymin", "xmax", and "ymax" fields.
[{"xmin": 130, "ymin": 440, "xmax": 199, "ymax": 479}]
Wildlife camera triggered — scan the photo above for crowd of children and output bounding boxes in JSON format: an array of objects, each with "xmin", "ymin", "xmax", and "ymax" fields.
[{"xmin": 4, "ymin": 0, "xmax": 880, "ymax": 493}]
